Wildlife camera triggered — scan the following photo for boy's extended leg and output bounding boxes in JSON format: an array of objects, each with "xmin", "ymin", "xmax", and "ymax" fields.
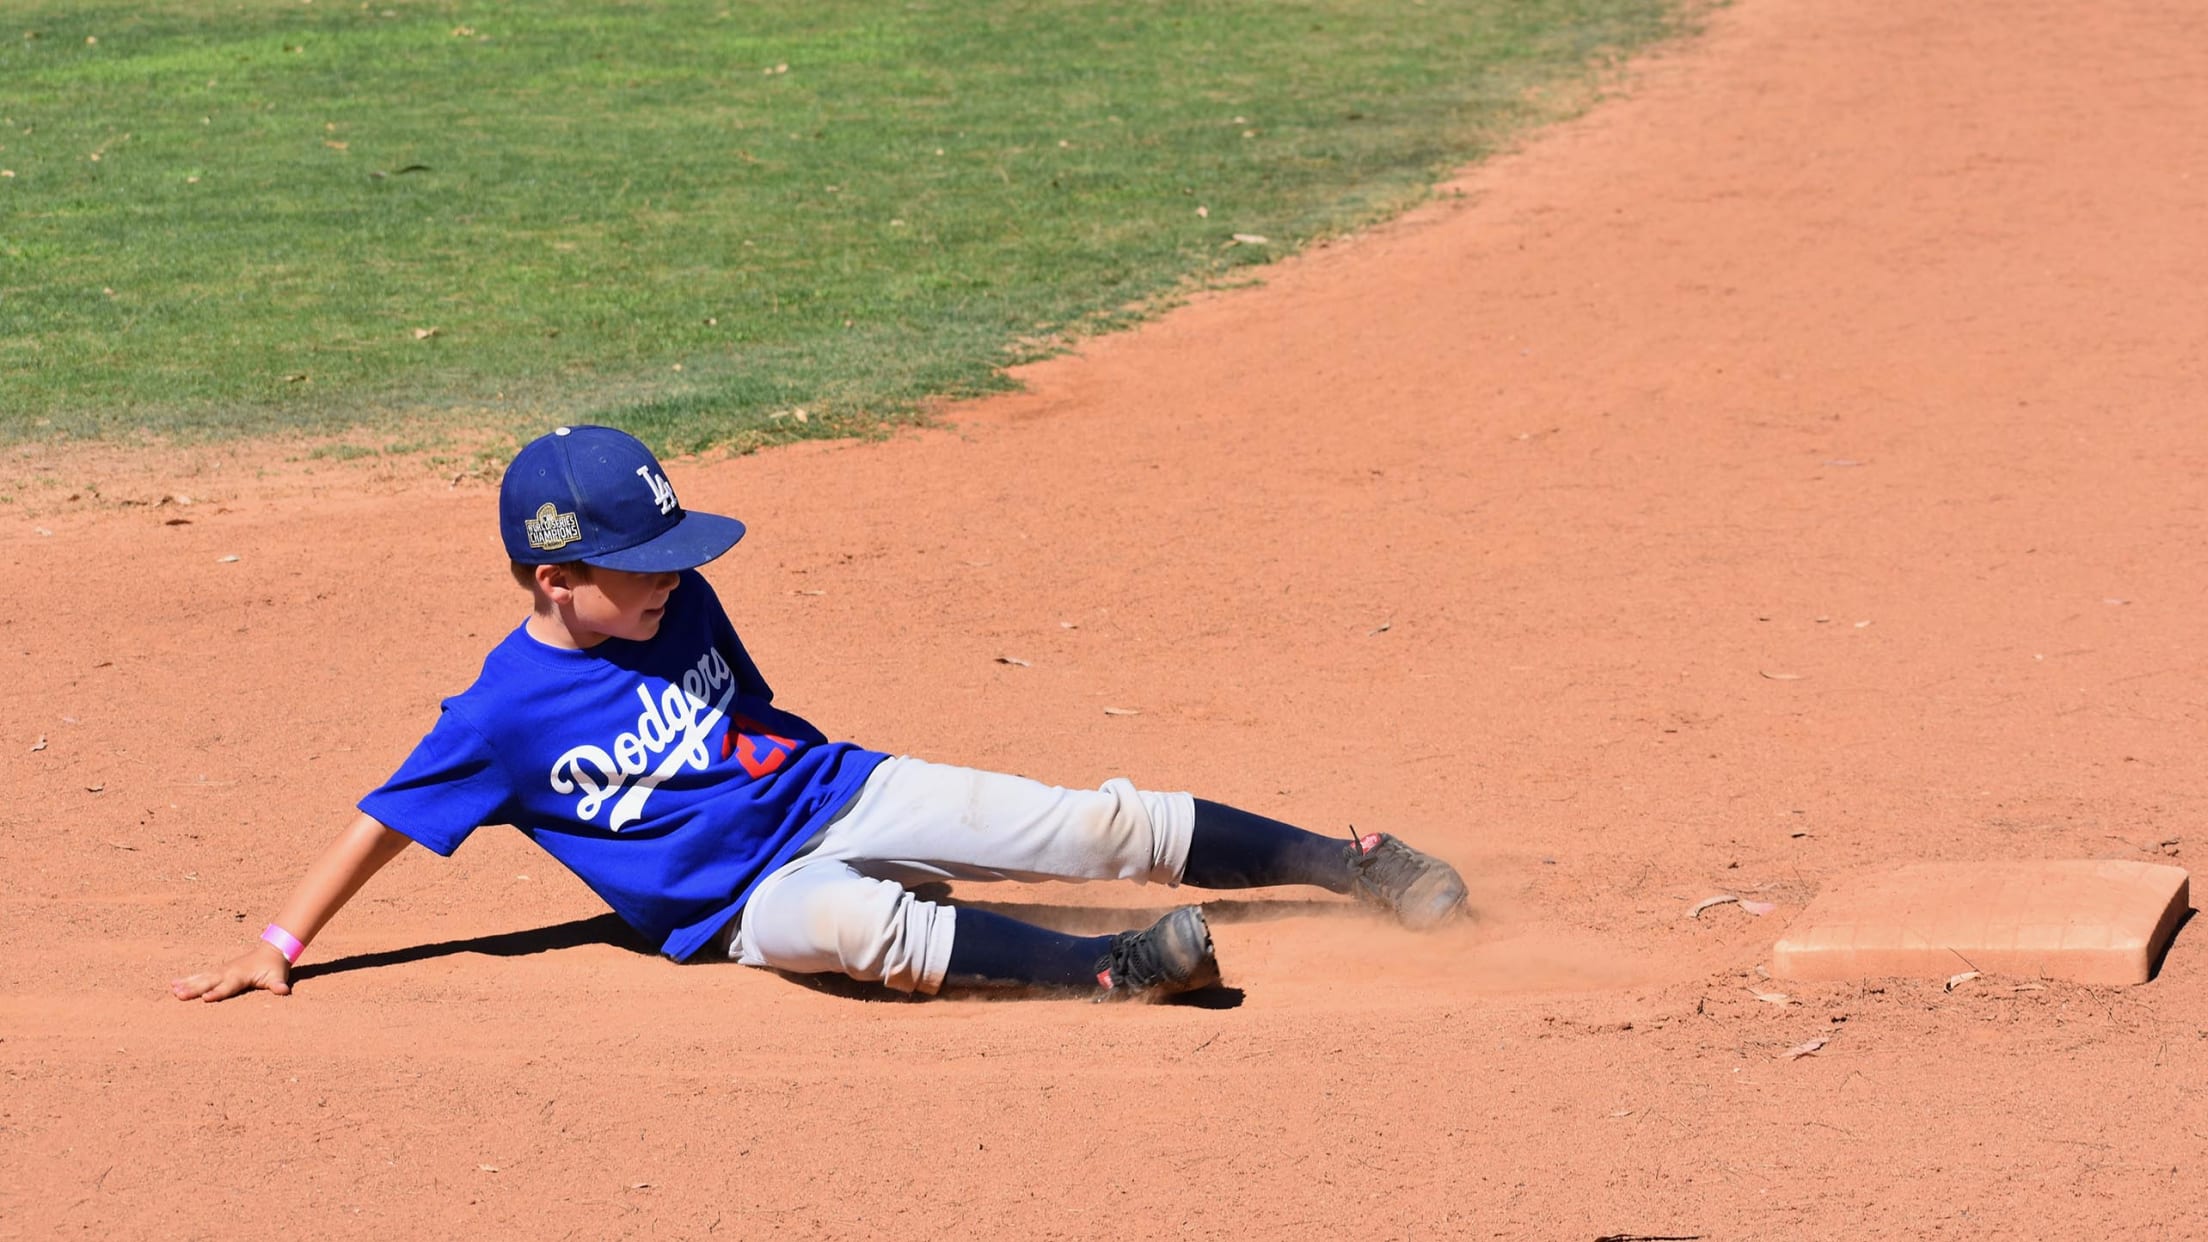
[
  {"xmin": 1185, "ymin": 799, "xmax": 1469, "ymax": 930},
  {"xmin": 1182, "ymin": 798, "xmax": 1354, "ymax": 891}
]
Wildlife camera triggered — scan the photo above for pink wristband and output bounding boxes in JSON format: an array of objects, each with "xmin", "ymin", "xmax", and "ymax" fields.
[{"xmin": 260, "ymin": 923, "xmax": 305, "ymax": 964}]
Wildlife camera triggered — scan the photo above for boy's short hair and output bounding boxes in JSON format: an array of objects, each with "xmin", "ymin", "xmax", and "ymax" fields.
[{"xmin": 510, "ymin": 559, "xmax": 593, "ymax": 590}]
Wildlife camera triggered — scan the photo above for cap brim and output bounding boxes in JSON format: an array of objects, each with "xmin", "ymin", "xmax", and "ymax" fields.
[{"xmin": 581, "ymin": 511, "xmax": 746, "ymax": 572}]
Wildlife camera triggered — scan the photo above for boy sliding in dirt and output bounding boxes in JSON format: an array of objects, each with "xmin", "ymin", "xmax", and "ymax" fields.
[{"xmin": 173, "ymin": 426, "xmax": 1468, "ymax": 1003}]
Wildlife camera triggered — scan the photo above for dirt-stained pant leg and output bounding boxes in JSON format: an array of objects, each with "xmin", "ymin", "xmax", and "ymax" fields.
[{"xmin": 733, "ymin": 756, "xmax": 1196, "ymax": 992}]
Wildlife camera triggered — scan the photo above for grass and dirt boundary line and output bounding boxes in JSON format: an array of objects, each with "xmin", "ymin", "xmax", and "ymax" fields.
[{"xmin": 3, "ymin": 0, "xmax": 1689, "ymax": 468}]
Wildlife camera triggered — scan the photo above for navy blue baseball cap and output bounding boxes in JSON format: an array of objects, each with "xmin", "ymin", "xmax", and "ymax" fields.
[{"xmin": 499, "ymin": 425, "xmax": 746, "ymax": 572}]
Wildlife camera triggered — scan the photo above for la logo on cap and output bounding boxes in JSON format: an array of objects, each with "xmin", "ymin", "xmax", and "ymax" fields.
[{"xmin": 636, "ymin": 466, "xmax": 677, "ymax": 515}]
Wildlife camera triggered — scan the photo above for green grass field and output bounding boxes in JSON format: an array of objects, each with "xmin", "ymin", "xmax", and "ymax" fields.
[{"xmin": 2, "ymin": 0, "xmax": 1680, "ymax": 453}]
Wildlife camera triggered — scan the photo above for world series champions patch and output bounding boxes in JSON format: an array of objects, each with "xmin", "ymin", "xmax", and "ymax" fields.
[{"xmin": 525, "ymin": 502, "xmax": 582, "ymax": 551}]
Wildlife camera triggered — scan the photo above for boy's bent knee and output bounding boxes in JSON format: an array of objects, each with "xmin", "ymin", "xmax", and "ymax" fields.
[
  {"xmin": 828, "ymin": 883, "xmax": 949, "ymax": 993},
  {"xmin": 742, "ymin": 870, "xmax": 955, "ymax": 994}
]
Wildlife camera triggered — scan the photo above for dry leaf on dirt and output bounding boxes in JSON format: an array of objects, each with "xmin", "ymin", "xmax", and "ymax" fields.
[
  {"xmin": 1367, "ymin": 620, "xmax": 1393, "ymax": 636},
  {"xmin": 478, "ymin": 1164, "xmax": 500, "ymax": 1173},
  {"xmin": 1739, "ymin": 899, "xmax": 1778, "ymax": 916},
  {"xmin": 1945, "ymin": 970, "xmax": 1981, "ymax": 992},
  {"xmin": 1749, "ymin": 989, "xmax": 1794, "ymax": 1006},
  {"xmin": 31, "ymin": 736, "xmax": 47, "ymax": 752},
  {"xmin": 1780, "ymin": 1037, "xmax": 1828, "ymax": 1060},
  {"xmin": 1687, "ymin": 894, "xmax": 1739, "ymax": 918},
  {"xmin": 85, "ymin": 784, "xmax": 105, "ymax": 794},
  {"xmin": 216, "ymin": 555, "xmax": 240, "ymax": 564},
  {"xmin": 1102, "ymin": 706, "xmax": 1140, "ymax": 716},
  {"xmin": 994, "ymin": 656, "xmax": 1031, "ymax": 667},
  {"xmin": 1760, "ymin": 670, "xmax": 1804, "ymax": 681}
]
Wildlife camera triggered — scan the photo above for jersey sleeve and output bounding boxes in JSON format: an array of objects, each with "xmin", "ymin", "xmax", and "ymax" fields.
[{"xmin": 357, "ymin": 707, "xmax": 515, "ymax": 856}]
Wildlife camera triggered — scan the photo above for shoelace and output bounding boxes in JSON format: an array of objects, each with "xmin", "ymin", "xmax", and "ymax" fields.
[
  {"xmin": 1347, "ymin": 829, "xmax": 1424, "ymax": 894},
  {"xmin": 1093, "ymin": 931, "xmax": 1142, "ymax": 991}
]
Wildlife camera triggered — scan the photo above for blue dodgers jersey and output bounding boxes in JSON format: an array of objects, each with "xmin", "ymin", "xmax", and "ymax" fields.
[{"xmin": 359, "ymin": 570, "xmax": 888, "ymax": 960}]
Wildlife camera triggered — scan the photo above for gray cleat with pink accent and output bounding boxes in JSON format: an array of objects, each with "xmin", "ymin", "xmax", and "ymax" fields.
[{"xmin": 1346, "ymin": 832, "xmax": 1469, "ymax": 929}]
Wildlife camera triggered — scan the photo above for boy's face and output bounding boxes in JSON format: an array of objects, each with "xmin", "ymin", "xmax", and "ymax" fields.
[{"xmin": 551, "ymin": 565, "xmax": 682, "ymax": 645}]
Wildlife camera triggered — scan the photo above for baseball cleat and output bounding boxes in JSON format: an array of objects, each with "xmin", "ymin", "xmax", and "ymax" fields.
[
  {"xmin": 1346, "ymin": 832, "xmax": 1469, "ymax": 930},
  {"xmin": 1093, "ymin": 905, "xmax": 1221, "ymax": 1001}
]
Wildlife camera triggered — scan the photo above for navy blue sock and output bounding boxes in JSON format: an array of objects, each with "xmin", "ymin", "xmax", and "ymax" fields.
[
  {"xmin": 1182, "ymin": 799, "xmax": 1353, "ymax": 893},
  {"xmin": 941, "ymin": 906, "xmax": 1116, "ymax": 990}
]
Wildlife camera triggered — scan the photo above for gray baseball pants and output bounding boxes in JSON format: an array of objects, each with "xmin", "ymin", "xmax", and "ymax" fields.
[{"xmin": 726, "ymin": 755, "xmax": 1196, "ymax": 993}]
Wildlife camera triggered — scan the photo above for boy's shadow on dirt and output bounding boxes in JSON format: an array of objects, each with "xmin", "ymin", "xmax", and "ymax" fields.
[
  {"xmin": 290, "ymin": 913, "xmax": 655, "ymax": 983},
  {"xmin": 779, "ymin": 970, "xmax": 1249, "ymax": 1008},
  {"xmin": 932, "ymin": 887, "xmax": 1364, "ymax": 935}
]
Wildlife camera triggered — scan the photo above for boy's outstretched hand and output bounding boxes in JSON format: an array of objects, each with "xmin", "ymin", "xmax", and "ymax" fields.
[
  {"xmin": 168, "ymin": 813, "xmax": 413, "ymax": 1004},
  {"xmin": 170, "ymin": 942, "xmax": 293, "ymax": 1002}
]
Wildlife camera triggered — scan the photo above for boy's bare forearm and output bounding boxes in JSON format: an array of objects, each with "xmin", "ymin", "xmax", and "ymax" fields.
[
  {"xmin": 170, "ymin": 812, "xmax": 412, "ymax": 1001},
  {"xmin": 272, "ymin": 812, "xmax": 414, "ymax": 945}
]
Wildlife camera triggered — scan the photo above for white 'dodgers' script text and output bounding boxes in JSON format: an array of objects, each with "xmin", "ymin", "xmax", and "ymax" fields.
[{"xmin": 550, "ymin": 646, "xmax": 735, "ymax": 829}]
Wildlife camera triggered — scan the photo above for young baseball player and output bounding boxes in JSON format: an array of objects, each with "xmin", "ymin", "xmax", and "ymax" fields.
[{"xmin": 171, "ymin": 426, "xmax": 1467, "ymax": 1004}]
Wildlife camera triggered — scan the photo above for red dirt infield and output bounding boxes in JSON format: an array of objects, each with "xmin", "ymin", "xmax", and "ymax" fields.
[{"xmin": 7, "ymin": 0, "xmax": 2208, "ymax": 1235}]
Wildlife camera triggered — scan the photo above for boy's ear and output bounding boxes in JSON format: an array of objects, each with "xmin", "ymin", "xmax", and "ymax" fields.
[{"xmin": 535, "ymin": 562, "xmax": 574, "ymax": 598}]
